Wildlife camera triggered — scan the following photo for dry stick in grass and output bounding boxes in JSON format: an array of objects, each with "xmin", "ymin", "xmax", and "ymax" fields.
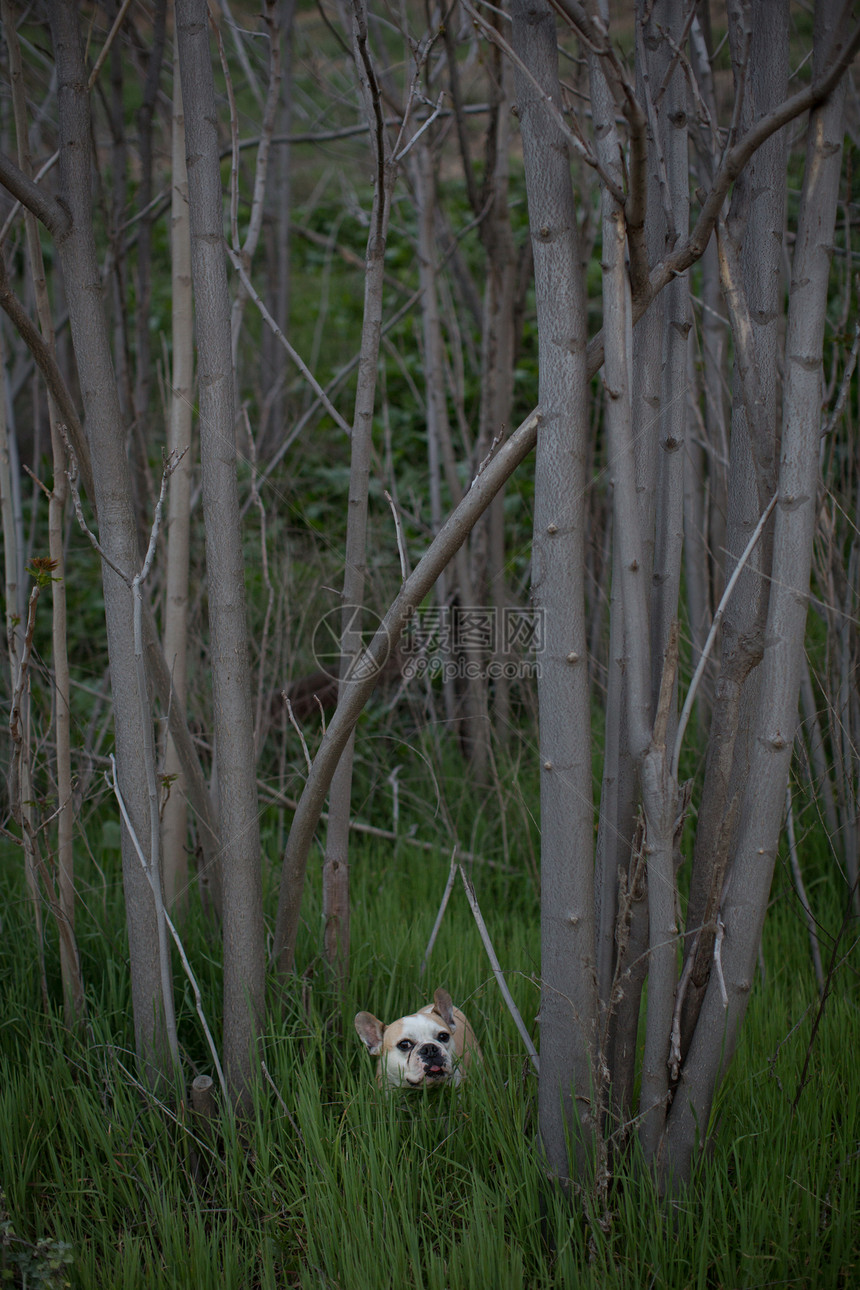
[
  {"xmin": 459, "ymin": 865, "xmax": 540, "ymax": 1076},
  {"xmin": 111, "ymin": 1052, "xmax": 221, "ymax": 1162},
  {"xmin": 420, "ymin": 847, "xmax": 459, "ymax": 976}
]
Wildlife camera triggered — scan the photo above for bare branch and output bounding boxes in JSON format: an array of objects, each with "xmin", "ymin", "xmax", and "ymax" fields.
[
  {"xmin": 459, "ymin": 865, "xmax": 540, "ymax": 1075},
  {"xmin": 0, "ymin": 259, "xmax": 94, "ymax": 500},
  {"xmin": 420, "ymin": 847, "xmax": 459, "ymax": 976},
  {"xmin": 822, "ymin": 315, "xmax": 860, "ymax": 439},
  {"xmin": 0, "ymin": 148, "xmax": 68, "ymax": 238},
  {"xmin": 463, "ymin": 0, "xmax": 626, "ymax": 203},
  {"xmin": 283, "ymin": 695, "xmax": 312, "ymax": 776},
  {"xmin": 87, "ymin": 0, "xmax": 135, "ymax": 89},
  {"xmin": 63, "ymin": 438, "xmax": 129, "ymax": 585},
  {"xmin": 273, "ymin": 408, "xmax": 542, "ymax": 974},
  {"xmin": 225, "ymin": 243, "xmax": 352, "ymax": 435},
  {"xmin": 652, "ymin": 20, "xmax": 860, "ymax": 299},
  {"xmin": 671, "ymin": 492, "xmax": 778, "ymax": 783},
  {"xmin": 384, "ymin": 488, "xmax": 409, "ymax": 581},
  {"xmin": 0, "ymin": 150, "xmax": 59, "ymax": 246}
]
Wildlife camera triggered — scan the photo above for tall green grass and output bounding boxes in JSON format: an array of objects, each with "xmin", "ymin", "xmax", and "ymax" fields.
[{"xmin": 1, "ymin": 834, "xmax": 857, "ymax": 1289}]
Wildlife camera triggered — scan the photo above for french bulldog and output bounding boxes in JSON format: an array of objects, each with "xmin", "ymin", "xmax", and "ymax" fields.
[{"xmin": 355, "ymin": 987, "xmax": 481, "ymax": 1090}]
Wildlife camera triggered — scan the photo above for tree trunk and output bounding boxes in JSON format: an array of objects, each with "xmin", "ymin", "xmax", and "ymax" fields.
[
  {"xmin": 48, "ymin": 0, "xmax": 171, "ymax": 1083},
  {"xmin": 587, "ymin": 12, "xmax": 652, "ymax": 1134},
  {"xmin": 5, "ymin": 0, "xmax": 81, "ymax": 1020},
  {"xmin": 322, "ymin": 0, "xmax": 393, "ymax": 985},
  {"xmin": 664, "ymin": 0, "xmax": 846, "ymax": 1185},
  {"xmin": 679, "ymin": 0, "xmax": 789, "ymax": 1058},
  {"xmin": 636, "ymin": 0, "xmax": 690, "ymax": 1164},
  {"xmin": 161, "ymin": 30, "xmax": 194, "ymax": 915},
  {"xmin": 176, "ymin": 0, "xmax": 265, "ymax": 1103},
  {"xmin": 412, "ymin": 139, "xmax": 490, "ymax": 772},
  {"xmin": 511, "ymin": 0, "xmax": 596, "ymax": 1183}
]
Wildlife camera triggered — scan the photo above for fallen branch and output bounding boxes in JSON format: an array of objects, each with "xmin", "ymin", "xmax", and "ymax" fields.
[{"xmin": 459, "ymin": 865, "xmax": 539, "ymax": 1076}]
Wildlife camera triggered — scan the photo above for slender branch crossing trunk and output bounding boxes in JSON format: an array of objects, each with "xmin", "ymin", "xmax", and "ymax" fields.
[{"xmin": 273, "ymin": 409, "xmax": 542, "ymax": 975}]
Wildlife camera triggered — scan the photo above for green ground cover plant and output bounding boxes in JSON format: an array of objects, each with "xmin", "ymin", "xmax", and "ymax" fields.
[{"xmin": 1, "ymin": 828, "xmax": 857, "ymax": 1290}]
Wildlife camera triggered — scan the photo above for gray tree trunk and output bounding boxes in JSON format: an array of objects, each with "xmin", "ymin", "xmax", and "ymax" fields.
[
  {"xmin": 4, "ymin": 0, "xmax": 81, "ymax": 1022},
  {"xmin": 511, "ymin": 0, "xmax": 596, "ymax": 1183},
  {"xmin": 47, "ymin": 0, "xmax": 171, "ymax": 1081},
  {"xmin": 664, "ymin": 0, "xmax": 846, "ymax": 1184},
  {"xmin": 679, "ymin": 0, "xmax": 789, "ymax": 1056},
  {"xmin": 635, "ymin": 0, "xmax": 690, "ymax": 1164},
  {"xmin": 322, "ymin": 0, "xmax": 393, "ymax": 985},
  {"xmin": 176, "ymin": 0, "xmax": 265, "ymax": 1103},
  {"xmin": 161, "ymin": 31, "xmax": 194, "ymax": 916},
  {"xmin": 412, "ymin": 140, "xmax": 490, "ymax": 773}
]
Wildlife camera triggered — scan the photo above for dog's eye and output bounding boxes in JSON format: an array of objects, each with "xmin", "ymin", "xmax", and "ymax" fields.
[
  {"xmin": 396, "ymin": 1039, "xmax": 413, "ymax": 1051},
  {"xmin": 436, "ymin": 1032, "xmax": 450, "ymax": 1044}
]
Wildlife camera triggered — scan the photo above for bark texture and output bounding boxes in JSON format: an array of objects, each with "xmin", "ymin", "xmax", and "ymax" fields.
[
  {"xmin": 176, "ymin": 0, "xmax": 265, "ymax": 1103},
  {"xmin": 48, "ymin": 0, "xmax": 170, "ymax": 1081},
  {"xmin": 511, "ymin": 0, "xmax": 596, "ymax": 1182},
  {"xmin": 161, "ymin": 32, "xmax": 194, "ymax": 915},
  {"xmin": 664, "ymin": 1, "xmax": 846, "ymax": 1183}
]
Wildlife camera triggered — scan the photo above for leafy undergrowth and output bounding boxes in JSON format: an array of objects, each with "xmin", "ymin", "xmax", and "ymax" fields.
[{"xmin": 0, "ymin": 839, "xmax": 857, "ymax": 1289}]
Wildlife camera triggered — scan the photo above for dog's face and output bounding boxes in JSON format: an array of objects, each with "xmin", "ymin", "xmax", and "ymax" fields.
[{"xmin": 355, "ymin": 988, "xmax": 481, "ymax": 1090}]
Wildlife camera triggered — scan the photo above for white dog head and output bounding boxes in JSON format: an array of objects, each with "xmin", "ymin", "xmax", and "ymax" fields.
[{"xmin": 355, "ymin": 988, "xmax": 481, "ymax": 1090}]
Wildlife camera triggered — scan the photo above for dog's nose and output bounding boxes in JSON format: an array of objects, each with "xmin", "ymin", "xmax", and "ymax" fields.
[{"xmin": 418, "ymin": 1043, "xmax": 441, "ymax": 1059}]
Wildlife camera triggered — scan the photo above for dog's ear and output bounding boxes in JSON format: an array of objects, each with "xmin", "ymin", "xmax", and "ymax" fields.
[
  {"xmin": 433, "ymin": 988, "xmax": 456, "ymax": 1031},
  {"xmin": 354, "ymin": 1011, "xmax": 385, "ymax": 1057}
]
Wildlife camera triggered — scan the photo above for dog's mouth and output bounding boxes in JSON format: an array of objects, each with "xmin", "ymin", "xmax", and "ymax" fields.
[{"xmin": 406, "ymin": 1061, "xmax": 448, "ymax": 1086}]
